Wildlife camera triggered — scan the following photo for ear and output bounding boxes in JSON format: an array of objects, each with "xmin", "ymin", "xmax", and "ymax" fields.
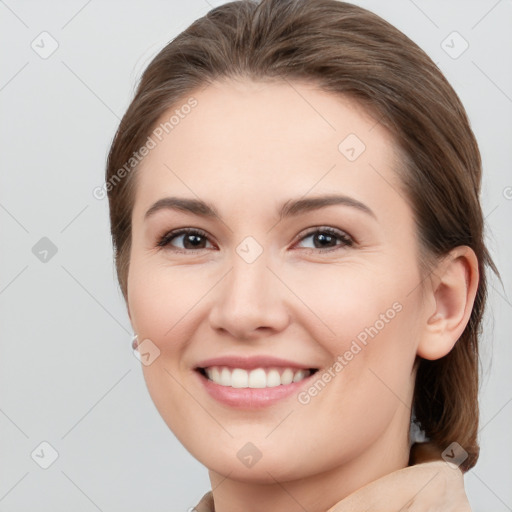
[{"xmin": 417, "ymin": 246, "xmax": 479, "ymax": 360}]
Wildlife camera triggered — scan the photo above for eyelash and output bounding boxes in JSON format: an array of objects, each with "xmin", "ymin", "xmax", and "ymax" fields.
[{"xmin": 156, "ymin": 226, "xmax": 354, "ymax": 254}]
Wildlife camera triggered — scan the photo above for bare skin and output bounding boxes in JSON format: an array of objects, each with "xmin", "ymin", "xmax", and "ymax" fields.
[
  {"xmin": 194, "ymin": 454, "xmax": 472, "ymax": 512},
  {"xmin": 327, "ymin": 459, "xmax": 471, "ymax": 511},
  {"xmin": 127, "ymin": 78, "xmax": 478, "ymax": 512}
]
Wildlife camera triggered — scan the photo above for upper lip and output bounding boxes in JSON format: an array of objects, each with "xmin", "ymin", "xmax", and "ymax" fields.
[{"xmin": 194, "ymin": 355, "xmax": 318, "ymax": 371}]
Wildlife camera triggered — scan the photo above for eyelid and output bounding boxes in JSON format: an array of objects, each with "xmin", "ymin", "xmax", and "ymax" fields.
[
  {"xmin": 293, "ymin": 225, "xmax": 354, "ymax": 250},
  {"xmin": 157, "ymin": 227, "xmax": 215, "ymax": 251},
  {"xmin": 157, "ymin": 225, "xmax": 354, "ymax": 255}
]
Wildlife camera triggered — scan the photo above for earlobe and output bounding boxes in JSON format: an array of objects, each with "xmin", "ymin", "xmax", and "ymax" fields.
[{"xmin": 417, "ymin": 246, "xmax": 479, "ymax": 361}]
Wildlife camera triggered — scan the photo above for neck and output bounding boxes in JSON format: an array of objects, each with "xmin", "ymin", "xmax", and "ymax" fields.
[{"xmin": 208, "ymin": 405, "xmax": 411, "ymax": 512}]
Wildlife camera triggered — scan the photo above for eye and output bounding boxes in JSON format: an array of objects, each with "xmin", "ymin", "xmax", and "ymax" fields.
[
  {"xmin": 294, "ymin": 226, "xmax": 353, "ymax": 252},
  {"xmin": 156, "ymin": 226, "xmax": 353, "ymax": 254},
  {"xmin": 157, "ymin": 228, "xmax": 215, "ymax": 252}
]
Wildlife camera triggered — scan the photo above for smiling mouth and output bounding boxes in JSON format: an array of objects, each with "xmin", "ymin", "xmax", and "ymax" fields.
[{"xmin": 196, "ymin": 366, "xmax": 319, "ymax": 388}]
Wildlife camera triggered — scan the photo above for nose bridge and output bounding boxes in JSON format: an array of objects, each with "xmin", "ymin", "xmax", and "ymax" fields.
[
  {"xmin": 208, "ymin": 237, "xmax": 289, "ymax": 338},
  {"xmin": 231, "ymin": 243, "xmax": 269, "ymax": 300},
  {"xmin": 227, "ymin": 242, "xmax": 274, "ymax": 314}
]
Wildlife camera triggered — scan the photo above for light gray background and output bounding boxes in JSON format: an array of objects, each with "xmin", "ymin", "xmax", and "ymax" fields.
[{"xmin": 1, "ymin": 0, "xmax": 511, "ymax": 510}]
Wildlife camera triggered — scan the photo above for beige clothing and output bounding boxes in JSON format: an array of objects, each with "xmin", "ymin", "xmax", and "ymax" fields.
[
  {"xmin": 194, "ymin": 491, "xmax": 215, "ymax": 512},
  {"xmin": 191, "ymin": 458, "xmax": 469, "ymax": 511}
]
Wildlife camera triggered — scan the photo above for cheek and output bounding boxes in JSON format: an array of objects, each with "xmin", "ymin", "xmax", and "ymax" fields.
[
  {"xmin": 126, "ymin": 250, "xmax": 422, "ymax": 479},
  {"xmin": 286, "ymin": 260, "xmax": 420, "ymax": 404},
  {"xmin": 280, "ymin": 260, "xmax": 413, "ymax": 349},
  {"xmin": 127, "ymin": 262, "xmax": 205, "ymax": 435},
  {"xmin": 127, "ymin": 260, "xmax": 213, "ymax": 349}
]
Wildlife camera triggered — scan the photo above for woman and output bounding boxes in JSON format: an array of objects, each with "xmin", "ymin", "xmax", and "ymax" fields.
[{"xmin": 105, "ymin": 0, "xmax": 498, "ymax": 510}]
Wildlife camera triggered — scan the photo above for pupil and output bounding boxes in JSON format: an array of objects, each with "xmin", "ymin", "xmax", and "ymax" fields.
[
  {"xmin": 316, "ymin": 233, "xmax": 334, "ymax": 248},
  {"xmin": 186, "ymin": 234, "xmax": 203, "ymax": 248}
]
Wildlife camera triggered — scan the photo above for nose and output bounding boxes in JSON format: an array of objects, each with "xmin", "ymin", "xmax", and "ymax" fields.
[{"xmin": 208, "ymin": 250, "xmax": 290, "ymax": 341}]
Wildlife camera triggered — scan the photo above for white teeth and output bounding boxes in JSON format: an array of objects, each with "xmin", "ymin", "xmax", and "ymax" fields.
[
  {"xmin": 231, "ymin": 368, "xmax": 248, "ymax": 388},
  {"xmin": 220, "ymin": 367, "xmax": 231, "ymax": 386},
  {"xmin": 248, "ymin": 368, "xmax": 266, "ymax": 388},
  {"xmin": 266, "ymin": 369, "xmax": 281, "ymax": 387},
  {"xmin": 281, "ymin": 368, "xmax": 294, "ymax": 385},
  {"xmin": 211, "ymin": 367, "xmax": 221, "ymax": 383},
  {"xmin": 203, "ymin": 366, "xmax": 312, "ymax": 388},
  {"xmin": 293, "ymin": 369, "xmax": 307, "ymax": 383}
]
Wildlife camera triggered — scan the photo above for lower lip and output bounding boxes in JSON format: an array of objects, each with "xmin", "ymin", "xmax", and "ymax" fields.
[{"xmin": 195, "ymin": 369, "xmax": 316, "ymax": 409}]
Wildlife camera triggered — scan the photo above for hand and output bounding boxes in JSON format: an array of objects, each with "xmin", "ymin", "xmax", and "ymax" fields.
[{"xmin": 326, "ymin": 443, "xmax": 471, "ymax": 512}]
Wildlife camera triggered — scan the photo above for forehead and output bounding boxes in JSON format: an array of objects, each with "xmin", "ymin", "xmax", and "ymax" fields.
[{"xmin": 134, "ymin": 78, "xmax": 404, "ymax": 222}]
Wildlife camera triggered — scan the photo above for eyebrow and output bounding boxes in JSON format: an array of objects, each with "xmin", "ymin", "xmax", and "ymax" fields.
[{"xmin": 144, "ymin": 194, "xmax": 377, "ymax": 222}]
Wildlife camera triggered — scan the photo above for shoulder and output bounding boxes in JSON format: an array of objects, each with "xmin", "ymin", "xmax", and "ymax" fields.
[{"xmin": 192, "ymin": 490, "xmax": 214, "ymax": 512}]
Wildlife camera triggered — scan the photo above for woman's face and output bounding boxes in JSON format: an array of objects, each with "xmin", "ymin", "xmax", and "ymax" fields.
[{"xmin": 127, "ymin": 79, "xmax": 430, "ymax": 484}]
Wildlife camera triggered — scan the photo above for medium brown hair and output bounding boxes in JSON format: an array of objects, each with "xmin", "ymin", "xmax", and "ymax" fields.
[{"xmin": 105, "ymin": 0, "xmax": 498, "ymax": 471}]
